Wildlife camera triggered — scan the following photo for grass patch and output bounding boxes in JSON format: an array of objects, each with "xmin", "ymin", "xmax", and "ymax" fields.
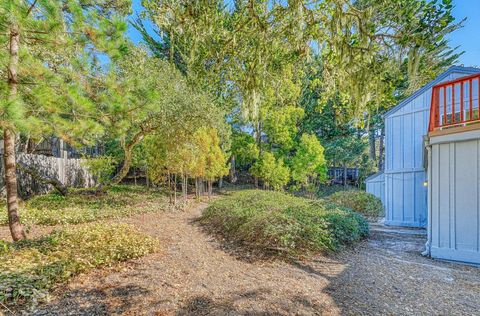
[
  {"xmin": 200, "ymin": 190, "xmax": 368, "ymax": 257},
  {"xmin": 0, "ymin": 223, "xmax": 159, "ymax": 309},
  {"xmin": 327, "ymin": 190, "xmax": 384, "ymax": 219},
  {"xmin": 0, "ymin": 185, "xmax": 168, "ymax": 226}
]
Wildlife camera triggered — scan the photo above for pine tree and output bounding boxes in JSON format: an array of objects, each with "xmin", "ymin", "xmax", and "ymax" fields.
[{"xmin": 0, "ymin": 0, "xmax": 129, "ymax": 240}]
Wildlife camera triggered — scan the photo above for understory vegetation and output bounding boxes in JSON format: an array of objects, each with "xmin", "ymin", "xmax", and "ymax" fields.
[
  {"xmin": 0, "ymin": 223, "xmax": 159, "ymax": 309},
  {"xmin": 0, "ymin": 185, "xmax": 168, "ymax": 226},
  {"xmin": 200, "ymin": 190, "xmax": 369, "ymax": 257},
  {"xmin": 327, "ymin": 191, "xmax": 384, "ymax": 219}
]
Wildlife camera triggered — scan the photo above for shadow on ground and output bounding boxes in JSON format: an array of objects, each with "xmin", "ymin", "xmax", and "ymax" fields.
[{"xmin": 31, "ymin": 284, "xmax": 151, "ymax": 316}]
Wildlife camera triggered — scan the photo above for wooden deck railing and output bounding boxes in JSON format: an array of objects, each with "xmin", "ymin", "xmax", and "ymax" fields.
[{"xmin": 429, "ymin": 73, "xmax": 480, "ymax": 133}]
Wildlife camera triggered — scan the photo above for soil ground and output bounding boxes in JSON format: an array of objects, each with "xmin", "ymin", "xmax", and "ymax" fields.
[{"xmin": 4, "ymin": 200, "xmax": 480, "ymax": 316}]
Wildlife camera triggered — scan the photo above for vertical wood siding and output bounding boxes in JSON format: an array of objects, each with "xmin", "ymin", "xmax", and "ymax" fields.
[
  {"xmin": 384, "ymin": 71, "xmax": 474, "ymax": 227},
  {"xmin": 429, "ymin": 135, "xmax": 480, "ymax": 264},
  {"xmin": 366, "ymin": 173, "xmax": 385, "ymax": 205}
]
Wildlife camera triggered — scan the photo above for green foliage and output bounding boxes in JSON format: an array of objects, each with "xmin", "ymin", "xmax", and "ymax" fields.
[
  {"xmin": 250, "ymin": 152, "xmax": 290, "ymax": 190},
  {"xmin": 231, "ymin": 131, "xmax": 259, "ymax": 167},
  {"xmin": 263, "ymin": 106, "xmax": 305, "ymax": 151},
  {"xmin": 291, "ymin": 134, "xmax": 327, "ymax": 189},
  {"xmin": 200, "ymin": 190, "xmax": 369, "ymax": 257},
  {"xmin": 328, "ymin": 190, "xmax": 384, "ymax": 219},
  {"xmin": 0, "ymin": 185, "xmax": 168, "ymax": 226},
  {"xmin": 324, "ymin": 135, "xmax": 368, "ymax": 168},
  {"xmin": 0, "ymin": 223, "xmax": 159, "ymax": 308},
  {"xmin": 194, "ymin": 127, "xmax": 230, "ymax": 181},
  {"xmin": 316, "ymin": 184, "xmax": 357, "ymax": 199},
  {"xmin": 83, "ymin": 156, "xmax": 117, "ymax": 185},
  {"xmin": 0, "ymin": 0, "xmax": 129, "ymax": 139}
]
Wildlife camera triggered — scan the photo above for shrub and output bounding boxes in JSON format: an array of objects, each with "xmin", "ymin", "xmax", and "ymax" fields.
[
  {"xmin": 327, "ymin": 190, "xmax": 384, "ymax": 219},
  {"xmin": 316, "ymin": 184, "xmax": 357, "ymax": 198},
  {"xmin": 0, "ymin": 185, "xmax": 168, "ymax": 226},
  {"xmin": 82, "ymin": 156, "xmax": 117, "ymax": 185},
  {"xmin": 200, "ymin": 190, "xmax": 368, "ymax": 257},
  {"xmin": 0, "ymin": 223, "xmax": 159, "ymax": 309}
]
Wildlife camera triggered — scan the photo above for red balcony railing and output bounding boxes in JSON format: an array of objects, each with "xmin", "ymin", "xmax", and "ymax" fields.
[{"xmin": 429, "ymin": 73, "xmax": 480, "ymax": 132}]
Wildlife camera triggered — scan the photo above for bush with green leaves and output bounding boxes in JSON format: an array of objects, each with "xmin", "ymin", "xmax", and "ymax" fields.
[
  {"xmin": 200, "ymin": 190, "xmax": 368, "ymax": 257},
  {"xmin": 0, "ymin": 223, "xmax": 159, "ymax": 309},
  {"xmin": 316, "ymin": 184, "xmax": 357, "ymax": 198},
  {"xmin": 83, "ymin": 156, "xmax": 118, "ymax": 185},
  {"xmin": 327, "ymin": 190, "xmax": 384, "ymax": 219},
  {"xmin": 0, "ymin": 185, "xmax": 168, "ymax": 226}
]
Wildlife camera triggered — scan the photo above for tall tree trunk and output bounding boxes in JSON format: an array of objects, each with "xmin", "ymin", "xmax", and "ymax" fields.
[
  {"xmin": 254, "ymin": 121, "xmax": 262, "ymax": 188},
  {"xmin": 368, "ymin": 128, "xmax": 376, "ymax": 161},
  {"xmin": 182, "ymin": 173, "xmax": 187, "ymax": 202},
  {"xmin": 173, "ymin": 174, "xmax": 177, "ymax": 205},
  {"xmin": 198, "ymin": 177, "xmax": 204, "ymax": 196},
  {"xmin": 378, "ymin": 125, "xmax": 385, "ymax": 171},
  {"xmin": 4, "ymin": 24, "xmax": 25, "ymax": 241},
  {"xmin": 229, "ymin": 155, "xmax": 237, "ymax": 183},
  {"xmin": 207, "ymin": 180, "xmax": 212, "ymax": 198},
  {"xmin": 145, "ymin": 166, "xmax": 149, "ymax": 188},
  {"xmin": 343, "ymin": 163, "xmax": 347, "ymax": 187}
]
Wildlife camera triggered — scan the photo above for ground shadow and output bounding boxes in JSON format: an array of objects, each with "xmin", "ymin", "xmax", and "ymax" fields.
[
  {"xmin": 29, "ymin": 284, "xmax": 151, "ymax": 316},
  {"xmin": 175, "ymin": 290, "xmax": 331, "ymax": 316}
]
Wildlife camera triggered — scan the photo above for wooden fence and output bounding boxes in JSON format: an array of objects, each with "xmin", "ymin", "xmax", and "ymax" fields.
[{"xmin": 0, "ymin": 153, "xmax": 95, "ymax": 198}]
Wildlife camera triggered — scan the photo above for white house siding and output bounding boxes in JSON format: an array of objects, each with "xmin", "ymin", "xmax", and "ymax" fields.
[
  {"xmin": 427, "ymin": 129, "xmax": 480, "ymax": 264},
  {"xmin": 383, "ymin": 67, "xmax": 480, "ymax": 228},
  {"xmin": 366, "ymin": 172, "xmax": 385, "ymax": 205}
]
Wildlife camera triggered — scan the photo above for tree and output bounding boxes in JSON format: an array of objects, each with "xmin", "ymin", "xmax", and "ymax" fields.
[
  {"xmin": 0, "ymin": 0, "xmax": 129, "ymax": 240},
  {"xmin": 97, "ymin": 46, "xmax": 225, "ymax": 184},
  {"xmin": 229, "ymin": 130, "xmax": 259, "ymax": 182},
  {"xmin": 194, "ymin": 127, "xmax": 229, "ymax": 197},
  {"xmin": 324, "ymin": 136, "xmax": 368, "ymax": 186},
  {"xmin": 250, "ymin": 152, "xmax": 290, "ymax": 191},
  {"xmin": 290, "ymin": 134, "xmax": 327, "ymax": 193}
]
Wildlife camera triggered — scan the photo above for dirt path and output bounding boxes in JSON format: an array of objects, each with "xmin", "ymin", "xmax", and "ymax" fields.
[{"xmin": 31, "ymin": 202, "xmax": 480, "ymax": 316}]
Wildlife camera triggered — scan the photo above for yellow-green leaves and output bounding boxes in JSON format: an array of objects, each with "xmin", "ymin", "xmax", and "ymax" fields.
[
  {"xmin": 250, "ymin": 152, "xmax": 290, "ymax": 191},
  {"xmin": 291, "ymin": 134, "xmax": 327, "ymax": 188}
]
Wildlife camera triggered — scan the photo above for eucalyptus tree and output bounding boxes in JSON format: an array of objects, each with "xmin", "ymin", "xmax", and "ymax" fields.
[{"xmin": 0, "ymin": 0, "xmax": 129, "ymax": 240}]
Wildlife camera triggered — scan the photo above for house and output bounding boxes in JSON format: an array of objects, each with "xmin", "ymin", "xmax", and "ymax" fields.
[
  {"xmin": 425, "ymin": 71, "xmax": 480, "ymax": 264},
  {"xmin": 367, "ymin": 65, "xmax": 480, "ymax": 264}
]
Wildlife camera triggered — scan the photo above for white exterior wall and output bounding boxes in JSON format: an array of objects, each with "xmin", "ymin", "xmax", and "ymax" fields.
[
  {"xmin": 427, "ymin": 130, "xmax": 480, "ymax": 264},
  {"xmin": 366, "ymin": 173, "xmax": 385, "ymax": 205},
  {"xmin": 384, "ymin": 70, "xmax": 477, "ymax": 228}
]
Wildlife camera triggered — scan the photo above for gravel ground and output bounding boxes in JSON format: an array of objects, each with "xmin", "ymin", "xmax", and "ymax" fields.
[{"xmin": 4, "ymin": 200, "xmax": 480, "ymax": 315}]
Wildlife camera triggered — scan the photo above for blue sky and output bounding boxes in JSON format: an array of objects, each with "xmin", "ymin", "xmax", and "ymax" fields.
[
  {"xmin": 448, "ymin": 0, "xmax": 480, "ymax": 67},
  {"xmin": 128, "ymin": 0, "xmax": 479, "ymax": 67}
]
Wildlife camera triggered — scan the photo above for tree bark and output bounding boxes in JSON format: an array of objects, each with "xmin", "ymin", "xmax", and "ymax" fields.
[
  {"xmin": 254, "ymin": 121, "xmax": 262, "ymax": 188},
  {"xmin": 173, "ymin": 173, "xmax": 177, "ymax": 205},
  {"xmin": 229, "ymin": 155, "xmax": 237, "ymax": 183},
  {"xmin": 207, "ymin": 180, "xmax": 212, "ymax": 198},
  {"xmin": 343, "ymin": 163, "xmax": 347, "ymax": 186},
  {"xmin": 182, "ymin": 173, "xmax": 187, "ymax": 202},
  {"xmin": 378, "ymin": 125, "xmax": 385, "ymax": 171},
  {"xmin": 112, "ymin": 130, "xmax": 146, "ymax": 184},
  {"xmin": 4, "ymin": 24, "xmax": 26, "ymax": 241},
  {"xmin": 368, "ymin": 128, "xmax": 376, "ymax": 161}
]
